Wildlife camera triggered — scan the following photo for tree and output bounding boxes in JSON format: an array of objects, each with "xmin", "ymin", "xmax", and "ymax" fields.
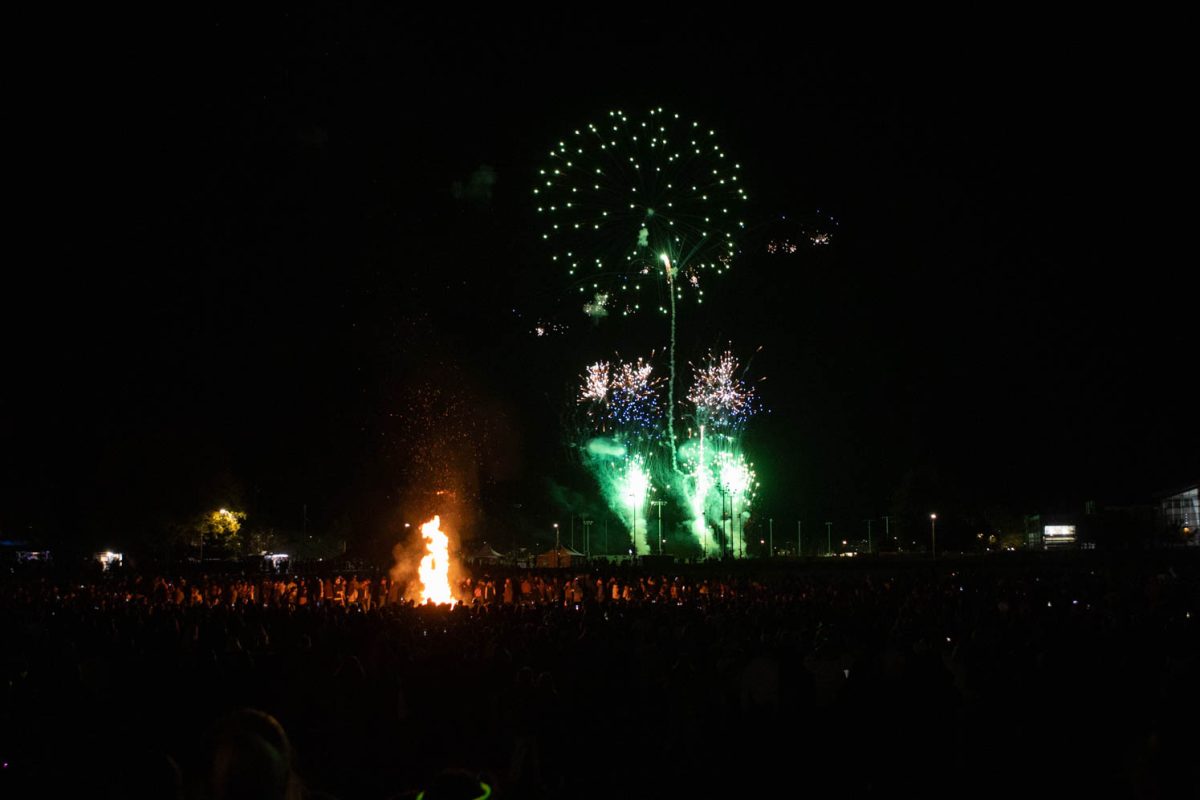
[{"xmin": 196, "ymin": 508, "xmax": 246, "ymax": 559}]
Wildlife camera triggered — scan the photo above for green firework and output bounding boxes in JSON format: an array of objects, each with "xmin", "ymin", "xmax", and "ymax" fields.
[{"xmin": 535, "ymin": 107, "xmax": 748, "ymax": 319}]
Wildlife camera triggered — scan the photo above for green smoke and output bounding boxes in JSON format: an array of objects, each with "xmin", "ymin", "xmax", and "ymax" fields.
[
  {"xmin": 586, "ymin": 437, "xmax": 627, "ymax": 458},
  {"xmin": 675, "ymin": 430, "xmax": 757, "ymax": 557},
  {"xmin": 581, "ymin": 439, "xmax": 653, "ymax": 554}
]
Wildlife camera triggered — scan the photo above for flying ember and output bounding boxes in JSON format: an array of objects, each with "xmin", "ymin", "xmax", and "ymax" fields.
[{"xmin": 418, "ymin": 516, "xmax": 456, "ymax": 606}]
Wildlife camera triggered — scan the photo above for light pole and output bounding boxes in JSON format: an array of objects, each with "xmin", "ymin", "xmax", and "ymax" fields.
[
  {"xmin": 825, "ymin": 522, "xmax": 832, "ymax": 556},
  {"xmin": 769, "ymin": 518, "xmax": 774, "ymax": 558},
  {"xmin": 797, "ymin": 520, "xmax": 803, "ymax": 558},
  {"xmin": 724, "ymin": 489, "xmax": 731, "ymax": 559},
  {"xmin": 865, "ymin": 519, "xmax": 873, "ymax": 554},
  {"xmin": 583, "ymin": 518, "xmax": 593, "ymax": 559},
  {"xmin": 630, "ymin": 494, "xmax": 637, "ymax": 559},
  {"xmin": 651, "ymin": 500, "xmax": 666, "ymax": 555},
  {"xmin": 717, "ymin": 483, "xmax": 727, "ymax": 558},
  {"xmin": 930, "ymin": 513, "xmax": 937, "ymax": 558},
  {"xmin": 729, "ymin": 510, "xmax": 739, "ymax": 561},
  {"xmin": 883, "ymin": 515, "xmax": 892, "ymax": 547},
  {"xmin": 554, "ymin": 523, "xmax": 560, "ymax": 568}
]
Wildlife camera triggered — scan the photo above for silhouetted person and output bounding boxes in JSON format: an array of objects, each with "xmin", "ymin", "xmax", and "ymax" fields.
[{"xmin": 206, "ymin": 709, "xmax": 301, "ymax": 800}]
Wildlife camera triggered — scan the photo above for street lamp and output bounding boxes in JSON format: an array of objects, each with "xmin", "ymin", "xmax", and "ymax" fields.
[
  {"xmin": 930, "ymin": 513, "xmax": 937, "ymax": 558},
  {"xmin": 738, "ymin": 510, "xmax": 744, "ymax": 559},
  {"xmin": 623, "ymin": 460, "xmax": 648, "ymax": 559},
  {"xmin": 717, "ymin": 482, "xmax": 728, "ymax": 558},
  {"xmin": 554, "ymin": 523, "xmax": 560, "ymax": 567},
  {"xmin": 722, "ymin": 487, "xmax": 730, "ymax": 559},
  {"xmin": 651, "ymin": 500, "xmax": 666, "ymax": 555},
  {"xmin": 630, "ymin": 495, "xmax": 637, "ymax": 559},
  {"xmin": 582, "ymin": 518, "xmax": 593, "ymax": 559},
  {"xmin": 717, "ymin": 459, "xmax": 751, "ymax": 559}
]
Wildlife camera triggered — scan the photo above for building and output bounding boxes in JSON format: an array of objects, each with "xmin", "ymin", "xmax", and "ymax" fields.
[
  {"xmin": 1025, "ymin": 512, "xmax": 1080, "ymax": 550},
  {"xmin": 1028, "ymin": 498, "xmax": 1162, "ymax": 551},
  {"xmin": 1157, "ymin": 481, "xmax": 1199, "ymax": 546}
]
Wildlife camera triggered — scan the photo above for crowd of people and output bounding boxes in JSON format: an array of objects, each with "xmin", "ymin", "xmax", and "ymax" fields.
[
  {"xmin": 1, "ymin": 554, "xmax": 1197, "ymax": 798},
  {"xmin": 3, "ymin": 569, "xmax": 785, "ymax": 612}
]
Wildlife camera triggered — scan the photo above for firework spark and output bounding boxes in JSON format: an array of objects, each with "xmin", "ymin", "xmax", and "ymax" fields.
[
  {"xmin": 578, "ymin": 356, "xmax": 662, "ymax": 432},
  {"xmin": 583, "ymin": 291, "xmax": 609, "ymax": 319},
  {"xmin": 765, "ymin": 210, "xmax": 838, "ymax": 254},
  {"xmin": 687, "ymin": 350, "xmax": 760, "ymax": 430},
  {"xmin": 580, "ymin": 361, "xmax": 609, "ymax": 404},
  {"xmin": 609, "ymin": 358, "xmax": 661, "ymax": 430}
]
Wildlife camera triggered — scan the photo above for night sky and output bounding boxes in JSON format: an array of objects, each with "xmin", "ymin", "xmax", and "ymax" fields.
[{"xmin": 4, "ymin": 13, "xmax": 1194, "ymax": 553}]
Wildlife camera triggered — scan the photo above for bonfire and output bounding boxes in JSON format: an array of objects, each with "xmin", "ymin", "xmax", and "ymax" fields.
[{"xmin": 417, "ymin": 515, "xmax": 456, "ymax": 606}]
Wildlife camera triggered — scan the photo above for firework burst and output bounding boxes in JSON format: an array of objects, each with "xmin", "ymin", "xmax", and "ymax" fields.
[
  {"xmin": 536, "ymin": 107, "xmax": 747, "ymax": 315},
  {"xmin": 687, "ymin": 349, "xmax": 761, "ymax": 430},
  {"xmin": 577, "ymin": 357, "xmax": 662, "ymax": 434}
]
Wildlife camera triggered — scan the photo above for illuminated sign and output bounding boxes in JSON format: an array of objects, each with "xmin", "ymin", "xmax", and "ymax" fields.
[{"xmin": 1043, "ymin": 525, "xmax": 1076, "ymax": 546}]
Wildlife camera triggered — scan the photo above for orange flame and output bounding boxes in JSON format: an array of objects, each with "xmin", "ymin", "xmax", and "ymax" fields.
[{"xmin": 418, "ymin": 515, "xmax": 456, "ymax": 606}]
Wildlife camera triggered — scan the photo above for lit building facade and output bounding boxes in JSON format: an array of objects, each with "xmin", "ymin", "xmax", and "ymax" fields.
[{"xmin": 1158, "ymin": 483, "xmax": 1199, "ymax": 546}]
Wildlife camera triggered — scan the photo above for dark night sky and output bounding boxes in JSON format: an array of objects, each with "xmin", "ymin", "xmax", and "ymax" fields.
[{"xmin": 4, "ymin": 12, "xmax": 1194, "ymax": 551}]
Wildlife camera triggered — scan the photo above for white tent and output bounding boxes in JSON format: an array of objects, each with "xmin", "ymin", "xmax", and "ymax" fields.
[{"xmin": 468, "ymin": 543, "xmax": 506, "ymax": 564}]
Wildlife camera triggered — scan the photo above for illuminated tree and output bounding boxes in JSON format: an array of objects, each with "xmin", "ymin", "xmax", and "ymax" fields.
[{"xmin": 195, "ymin": 508, "xmax": 246, "ymax": 559}]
